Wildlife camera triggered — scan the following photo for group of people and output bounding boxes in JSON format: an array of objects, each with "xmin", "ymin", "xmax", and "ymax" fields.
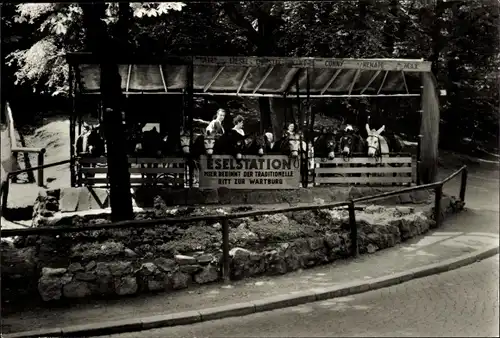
[
  {"xmin": 205, "ymin": 108, "xmax": 246, "ymax": 137},
  {"xmin": 205, "ymin": 107, "xmax": 299, "ymax": 141}
]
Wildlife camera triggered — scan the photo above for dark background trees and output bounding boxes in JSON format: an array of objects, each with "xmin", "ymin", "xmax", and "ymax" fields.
[{"xmin": 2, "ymin": 1, "xmax": 498, "ymax": 196}]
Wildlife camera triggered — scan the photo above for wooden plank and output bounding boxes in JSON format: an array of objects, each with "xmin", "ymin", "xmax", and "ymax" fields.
[
  {"xmin": 237, "ymin": 67, "xmax": 252, "ymax": 94},
  {"xmin": 316, "ymin": 176, "xmax": 413, "ymax": 184},
  {"xmin": 135, "ymin": 158, "xmax": 185, "ymax": 165},
  {"xmin": 315, "ymin": 166, "xmax": 412, "ymax": 174},
  {"xmin": 320, "ymin": 69, "xmax": 342, "ymax": 95},
  {"xmin": 80, "ymin": 167, "xmax": 185, "ymax": 174},
  {"xmin": 78, "ymin": 157, "xmax": 185, "ymax": 165},
  {"xmin": 314, "ymin": 157, "xmax": 413, "ymax": 164},
  {"xmin": 203, "ymin": 66, "xmax": 226, "ymax": 92},
  {"xmin": 83, "ymin": 177, "xmax": 185, "ymax": 185},
  {"xmin": 191, "ymin": 56, "xmax": 431, "ymax": 72},
  {"xmin": 85, "ymin": 92, "xmax": 421, "ymax": 98},
  {"xmin": 360, "ymin": 70, "xmax": 381, "ymax": 94}
]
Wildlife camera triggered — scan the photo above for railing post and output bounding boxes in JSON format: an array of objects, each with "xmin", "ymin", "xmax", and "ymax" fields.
[
  {"xmin": 221, "ymin": 218, "xmax": 230, "ymax": 283},
  {"xmin": 37, "ymin": 150, "xmax": 45, "ymax": 187},
  {"xmin": 416, "ymin": 134, "xmax": 422, "ymax": 185},
  {"xmin": 348, "ymin": 200, "xmax": 358, "ymax": 257},
  {"xmin": 459, "ymin": 166, "xmax": 468, "ymax": 202},
  {"xmin": 434, "ymin": 183, "xmax": 443, "ymax": 228},
  {"xmin": 1, "ymin": 176, "xmax": 11, "ymax": 215}
]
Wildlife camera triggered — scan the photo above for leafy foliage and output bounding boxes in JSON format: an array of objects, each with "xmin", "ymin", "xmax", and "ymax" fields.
[{"xmin": 2, "ymin": 0, "xmax": 499, "ymax": 149}]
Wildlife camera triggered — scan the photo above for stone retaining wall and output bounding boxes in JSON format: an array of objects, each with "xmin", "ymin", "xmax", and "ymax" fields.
[
  {"xmin": 1, "ymin": 193, "xmax": 464, "ymax": 309},
  {"xmin": 34, "ymin": 185, "xmax": 432, "ymax": 216}
]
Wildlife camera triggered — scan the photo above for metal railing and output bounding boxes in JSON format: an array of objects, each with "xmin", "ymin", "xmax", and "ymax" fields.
[
  {"xmin": 0, "ymin": 163, "xmax": 468, "ymax": 283},
  {"xmin": 4, "ymin": 102, "xmax": 46, "ymax": 187}
]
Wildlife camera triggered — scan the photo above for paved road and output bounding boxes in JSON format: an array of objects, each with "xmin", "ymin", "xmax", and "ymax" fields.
[
  {"xmin": 111, "ymin": 255, "xmax": 500, "ymax": 338},
  {"xmin": 107, "ymin": 164, "xmax": 499, "ymax": 338}
]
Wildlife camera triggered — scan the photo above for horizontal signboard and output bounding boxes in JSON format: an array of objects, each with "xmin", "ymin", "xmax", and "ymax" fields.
[
  {"xmin": 199, "ymin": 155, "xmax": 301, "ymax": 190},
  {"xmin": 192, "ymin": 56, "xmax": 431, "ymax": 72}
]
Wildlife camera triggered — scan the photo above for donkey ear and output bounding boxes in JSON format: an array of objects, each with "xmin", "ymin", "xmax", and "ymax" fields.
[
  {"xmin": 376, "ymin": 125, "xmax": 385, "ymax": 135},
  {"xmin": 365, "ymin": 123, "xmax": 371, "ymax": 134}
]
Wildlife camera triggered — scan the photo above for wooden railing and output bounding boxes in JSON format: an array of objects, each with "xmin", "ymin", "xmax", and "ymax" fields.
[
  {"xmin": 4, "ymin": 102, "xmax": 46, "ymax": 187},
  {"xmin": 77, "ymin": 156, "xmax": 185, "ymax": 187},
  {"xmin": 0, "ymin": 162, "xmax": 468, "ymax": 283}
]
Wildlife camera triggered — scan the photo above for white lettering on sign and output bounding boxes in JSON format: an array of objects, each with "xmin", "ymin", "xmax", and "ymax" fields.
[
  {"xmin": 199, "ymin": 155, "xmax": 301, "ymax": 189},
  {"xmin": 396, "ymin": 62, "xmax": 419, "ymax": 70},
  {"xmin": 359, "ymin": 61, "xmax": 384, "ymax": 69},
  {"xmin": 324, "ymin": 60, "xmax": 345, "ymax": 68}
]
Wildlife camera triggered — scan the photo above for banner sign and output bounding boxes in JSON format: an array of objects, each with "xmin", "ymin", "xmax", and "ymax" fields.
[
  {"xmin": 192, "ymin": 56, "xmax": 431, "ymax": 72},
  {"xmin": 199, "ymin": 155, "xmax": 301, "ymax": 189}
]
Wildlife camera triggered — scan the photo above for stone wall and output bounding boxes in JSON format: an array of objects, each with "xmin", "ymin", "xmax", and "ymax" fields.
[
  {"xmin": 30, "ymin": 185, "xmax": 433, "ymax": 216},
  {"xmin": 1, "ymin": 193, "xmax": 464, "ymax": 308}
]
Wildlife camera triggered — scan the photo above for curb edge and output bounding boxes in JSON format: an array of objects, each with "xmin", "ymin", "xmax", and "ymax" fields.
[{"xmin": 5, "ymin": 245, "xmax": 499, "ymax": 338}]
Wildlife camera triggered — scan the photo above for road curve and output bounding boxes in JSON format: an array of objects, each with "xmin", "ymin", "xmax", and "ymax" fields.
[{"xmin": 110, "ymin": 255, "xmax": 499, "ymax": 338}]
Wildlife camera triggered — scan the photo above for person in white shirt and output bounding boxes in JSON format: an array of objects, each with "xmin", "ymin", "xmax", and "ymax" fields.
[
  {"xmin": 232, "ymin": 115, "xmax": 245, "ymax": 137},
  {"xmin": 206, "ymin": 108, "xmax": 226, "ymax": 136}
]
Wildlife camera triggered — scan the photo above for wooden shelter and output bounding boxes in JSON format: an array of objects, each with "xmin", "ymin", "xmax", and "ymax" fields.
[{"xmin": 66, "ymin": 53, "xmax": 441, "ymax": 184}]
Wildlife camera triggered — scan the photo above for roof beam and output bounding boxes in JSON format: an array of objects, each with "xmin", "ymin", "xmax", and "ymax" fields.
[
  {"xmin": 282, "ymin": 68, "xmax": 301, "ymax": 95},
  {"xmin": 253, "ymin": 66, "xmax": 275, "ymax": 94},
  {"xmin": 360, "ymin": 70, "xmax": 381, "ymax": 95},
  {"xmin": 348, "ymin": 69, "xmax": 361, "ymax": 96},
  {"xmin": 159, "ymin": 65, "xmax": 168, "ymax": 92},
  {"xmin": 377, "ymin": 71, "xmax": 389, "ymax": 95},
  {"xmin": 84, "ymin": 91, "xmax": 420, "ymax": 98},
  {"xmin": 203, "ymin": 66, "xmax": 225, "ymax": 92},
  {"xmin": 237, "ymin": 67, "xmax": 252, "ymax": 95},
  {"xmin": 321, "ymin": 69, "xmax": 342, "ymax": 95},
  {"xmin": 125, "ymin": 65, "xmax": 132, "ymax": 97},
  {"xmin": 401, "ymin": 70, "xmax": 409, "ymax": 94}
]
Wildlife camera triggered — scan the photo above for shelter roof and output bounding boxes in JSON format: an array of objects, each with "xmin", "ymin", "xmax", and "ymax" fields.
[{"xmin": 67, "ymin": 53, "xmax": 431, "ymax": 97}]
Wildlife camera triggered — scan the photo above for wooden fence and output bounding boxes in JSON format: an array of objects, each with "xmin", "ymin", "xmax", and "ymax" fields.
[
  {"xmin": 4, "ymin": 102, "xmax": 46, "ymax": 187},
  {"xmin": 74, "ymin": 154, "xmax": 417, "ymax": 188},
  {"xmin": 313, "ymin": 154, "xmax": 415, "ymax": 186},
  {"xmin": 77, "ymin": 157, "xmax": 186, "ymax": 187},
  {"xmin": 1, "ymin": 162, "xmax": 469, "ymax": 284}
]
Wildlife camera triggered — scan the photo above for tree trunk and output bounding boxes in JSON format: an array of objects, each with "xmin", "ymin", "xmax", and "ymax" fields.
[
  {"xmin": 383, "ymin": 0, "xmax": 399, "ymax": 56},
  {"xmin": 82, "ymin": 3, "xmax": 134, "ymax": 221}
]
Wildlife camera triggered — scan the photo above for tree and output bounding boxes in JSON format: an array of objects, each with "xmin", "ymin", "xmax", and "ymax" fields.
[{"xmin": 80, "ymin": 2, "xmax": 134, "ymax": 221}]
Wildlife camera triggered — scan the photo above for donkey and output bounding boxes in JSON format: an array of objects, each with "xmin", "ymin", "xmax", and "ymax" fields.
[
  {"xmin": 339, "ymin": 125, "xmax": 366, "ymax": 157},
  {"xmin": 214, "ymin": 129, "xmax": 247, "ymax": 160},
  {"xmin": 191, "ymin": 131, "xmax": 216, "ymax": 158},
  {"xmin": 313, "ymin": 127, "xmax": 337, "ymax": 160},
  {"xmin": 243, "ymin": 132, "xmax": 270, "ymax": 156},
  {"xmin": 336, "ymin": 125, "xmax": 366, "ymax": 179},
  {"xmin": 271, "ymin": 131, "xmax": 302, "ymax": 159}
]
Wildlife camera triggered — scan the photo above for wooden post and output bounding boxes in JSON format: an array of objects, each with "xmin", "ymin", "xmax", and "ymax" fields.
[
  {"xmin": 37, "ymin": 150, "xmax": 45, "ymax": 187},
  {"xmin": 434, "ymin": 184, "xmax": 443, "ymax": 228},
  {"xmin": 459, "ymin": 166, "xmax": 468, "ymax": 202},
  {"xmin": 416, "ymin": 134, "xmax": 422, "ymax": 185},
  {"xmin": 221, "ymin": 218, "xmax": 230, "ymax": 283},
  {"xmin": 69, "ymin": 65, "xmax": 76, "ymax": 187},
  {"xmin": 348, "ymin": 200, "xmax": 358, "ymax": 257},
  {"xmin": 1, "ymin": 177, "xmax": 10, "ymax": 214},
  {"xmin": 187, "ymin": 60, "xmax": 194, "ymax": 188}
]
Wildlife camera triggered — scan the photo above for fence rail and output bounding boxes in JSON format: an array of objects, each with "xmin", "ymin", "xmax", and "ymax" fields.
[
  {"xmin": 0, "ymin": 163, "xmax": 468, "ymax": 283},
  {"xmin": 4, "ymin": 102, "xmax": 46, "ymax": 187}
]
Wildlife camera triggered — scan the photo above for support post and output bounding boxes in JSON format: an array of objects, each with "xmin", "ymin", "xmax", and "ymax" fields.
[
  {"xmin": 37, "ymin": 150, "xmax": 45, "ymax": 187},
  {"xmin": 459, "ymin": 166, "xmax": 468, "ymax": 202},
  {"xmin": 348, "ymin": 200, "xmax": 358, "ymax": 257},
  {"xmin": 304, "ymin": 67, "xmax": 311, "ymax": 188},
  {"xmin": 434, "ymin": 184, "xmax": 443, "ymax": 228},
  {"xmin": 416, "ymin": 134, "xmax": 422, "ymax": 185},
  {"xmin": 221, "ymin": 218, "xmax": 230, "ymax": 283},
  {"xmin": 69, "ymin": 65, "xmax": 76, "ymax": 187},
  {"xmin": 187, "ymin": 61, "xmax": 194, "ymax": 188},
  {"xmin": 1, "ymin": 176, "xmax": 10, "ymax": 215}
]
